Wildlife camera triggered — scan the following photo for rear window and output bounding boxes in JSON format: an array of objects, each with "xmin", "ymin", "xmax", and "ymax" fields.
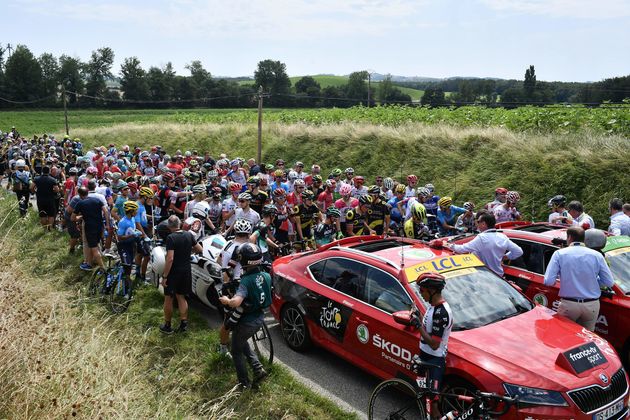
[{"xmin": 350, "ymin": 239, "xmax": 404, "ymax": 253}]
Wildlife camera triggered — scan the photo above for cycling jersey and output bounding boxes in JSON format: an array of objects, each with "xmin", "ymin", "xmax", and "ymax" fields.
[
  {"xmin": 314, "ymin": 222, "xmax": 339, "ymax": 246},
  {"xmin": 273, "ymin": 203, "xmax": 291, "ymax": 243},
  {"xmin": 455, "ymin": 213, "xmax": 476, "ymax": 233},
  {"xmin": 404, "ymin": 186, "xmax": 415, "ymax": 199},
  {"xmin": 420, "ymin": 300, "xmax": 453, "ymax": 358},
  {"xmin": 404, "ymin": 219, "xmax": 429, "ymax": 239},
  {"xmin": 484, "ymin": 199, "xmax": 502, "ymax": 212},
  {"xmin": 334, "ymin": 197, "xmax": 358, "ymax": 223},
  {"xmin": 423, "ymin": 195, "xmax": 440, "ymax": 216},
  {"xmin": 135, "ymin": 201, "xmax": 149, "ymax": 229},
  {"xmin": 548, "ymin": 210, "xmax": 573, "ymax": 225},
  {"xmin": 437, "ymin": 206, "xmax": 466, "ymax": 227},
  {"xmin": 387, "ymin": 196, "xmax": 405, "ymax": 223},
  {"xmin": 573, "ymin": 213, "xmax": 595, "ymax": 230},
  {"xmin": 248, "ymin": 190, "xmax": 268, "ymax": 214},
  {"xmin": 207, "ymin": 200, "xmax": 222, "ymax": 225},
  {"xmin": 367, "ymin": 201, "xmax": 391, "ymax": 235},
  {"xmin": 294, "ymin": 203, "xmax": 320, "ymax": 236},
  {"xmin": 252, "ymin": 221, "xmax": 274, "ymax": 255},
  {"xmin": 352, "ymin": 185, "xmax": 368, "ymax": 198},
  {"xmin": 346, "ymin": 206, "xmax": 369, "ymax": 236},
  {"xmin": 222, "ymin": 196, "xmax": 238, "ymax": 227},
  {"xmin": 493, "ymin": 205, "xmax": 520, "ymax": 224},
  {"xmin": 317, "ymin": 190, "xmax": 334, "ymax": 210},
  {"xmin": 234, "ymin": 207, "xmax": 260, "ymax": 226}
]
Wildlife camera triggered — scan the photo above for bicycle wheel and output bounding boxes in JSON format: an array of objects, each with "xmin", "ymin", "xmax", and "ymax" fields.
[
  {"xmin": 109, "ymin": 269, "xmax": 132, "ymax": 314},
  {"xmin": 88, "ymin": 267, "xmax": 109, "ymax": 297},
  {"xmin": 368, "ymin": 378, "xmax": 427, "ymax": 420},
  {"xmin": 249, "ymin": 322, "xmax": 274, "ymax": 367}
]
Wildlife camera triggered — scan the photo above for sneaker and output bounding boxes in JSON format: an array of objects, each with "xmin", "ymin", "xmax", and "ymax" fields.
[
  {"xmin": 79, "ymin": 262, "xmax": 93, "ymax": 271},
  {"xmin": 176, "ymin": 321, "xmax": 188, "ymax": 333},
  {"xmin": 159, "ymin": 323, "xmax": 174, "ymax": 335},
  {"xmin": 253, "ymin": 369, "xmax": 268, "ymax": 383}
]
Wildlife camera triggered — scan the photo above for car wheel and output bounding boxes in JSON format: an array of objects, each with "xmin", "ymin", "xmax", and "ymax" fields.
[
  {"xmin": 440, "ymin": 378, "xmax": 478, "ymax": 415},
  {"xmin": 281, "ymin": 304, "xmax": 312, "ymax": 351}
]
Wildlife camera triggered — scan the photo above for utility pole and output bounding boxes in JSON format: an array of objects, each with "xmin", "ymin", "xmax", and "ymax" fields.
[
  {"xmin": 256, "ymin": 86, "xmax": 271, "ymax": 164},
  {"xmin": 62, "ymin": 85, "xmax": 69, "ymax": 135},
  {"xmin": 367, "ymin": 72, "xmax": 371, "ymax": 108},
  {"xmin": 6, "ymin": 43, "xmax": 13, "ymax": 58}
]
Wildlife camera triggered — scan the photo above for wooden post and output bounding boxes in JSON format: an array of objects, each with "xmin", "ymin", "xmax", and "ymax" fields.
[
  {"xmin": 62, "ymin": 85, "xmax": 69, "ymax": 135},
  {"xmin": 257, "ymin": 86, "xmax": 263, "ymax": 164}
]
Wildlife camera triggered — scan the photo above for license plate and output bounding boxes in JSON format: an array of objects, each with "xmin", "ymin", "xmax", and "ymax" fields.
[{"xmin": 593, "ymin": 400, "xmax": 624, "ymax": 420}]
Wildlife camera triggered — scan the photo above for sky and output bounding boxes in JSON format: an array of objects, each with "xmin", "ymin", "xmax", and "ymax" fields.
[{"xmin": 2, "ymin": 0, "xmax": 629, "ymax": 82}]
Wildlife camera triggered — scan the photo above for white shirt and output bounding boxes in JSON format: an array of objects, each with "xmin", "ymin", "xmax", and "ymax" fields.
[
  {"xmin": 609, "ymin": 212, "xmax": 630, "ymax": 236},
  {"xmin": 235, "ymin": 207, "xmax": 260, "ymax": 226},
  {"xmin": 451, "ymin": 229, "xmax": 523, "ymax": 276}
]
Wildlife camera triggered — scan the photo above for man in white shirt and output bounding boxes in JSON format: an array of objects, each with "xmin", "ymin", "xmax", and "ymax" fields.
[{"xmin": 608, "ymin": 198, "xmax": 630, "ymax": 236}]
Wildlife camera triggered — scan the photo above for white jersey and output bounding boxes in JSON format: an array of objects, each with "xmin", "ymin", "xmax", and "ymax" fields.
[
  {"xmin": 234, "ymin": 207, "xmax": 260, "ymax": 226},
  {"xmin": 220, "ymin": 239, "xmax": 246, "ymax": 280},
  {"xmin": 420, "ymin": 301, "xmax": 453, "ymax": 358},
  {"xmin": 404, "ymin": 186, "xmax": 416, "ymax": 199},
  {"xmin": 222, "ymin": 196, "xmax": 238, "ymax": 227},
  {"xmin": 493, "ymin": 205, "xmax": 520, "ymax": 224}
]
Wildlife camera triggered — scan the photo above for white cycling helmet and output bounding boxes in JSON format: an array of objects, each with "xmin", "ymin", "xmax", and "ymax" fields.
[
  {"xmin": 233, "ymin": 218, "xmax": 253, "ymax": 235},
  {"xmin": 294, "ymin": 179, "xmax": 306, "ymax": 187},
  {"xmin": 16, "ymin": 159, "xmax": 26, "ymax": 167},
  {"xmin": 288, "ymin": 170, "xmax": 298, "ymax": 181},
  {"xmin": 192, "ymin": 201, "xmax": 210, "ymax": 219}
]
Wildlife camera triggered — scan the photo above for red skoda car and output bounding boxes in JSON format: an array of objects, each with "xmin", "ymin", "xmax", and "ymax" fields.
[{"xmin": 271, "ymin": 236, "xmax": 629, "ymax": 419}]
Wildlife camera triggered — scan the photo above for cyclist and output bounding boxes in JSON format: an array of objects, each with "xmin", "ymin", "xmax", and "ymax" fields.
[
  {"xmin": 221, "ymin": 182, "xmax": 242, "ymax": 234},
  {"xmin": 436, "ymin": 197, "xmax": 466, "ymax": 235},
  {"xmin": 32, "ymin": 165, "xmax": 60, "ymax": 230},
  {"xmin": 548, "ymin": 195, "xmax": 573, "ymax": 225},
  {"xmin": 423, "ymin": 183, "xmax": 440, "ymax": 217},
  {"xmin": 340, "ymin": 167, "xmax": 354, "ymax": 190},
  {"xmin": 116, "ymin": 201, "xmax": 142, "ymax": 291},
  {"xmin": 314, "ymin": 207, "xmax": 344, "ymax": 247},
  {"xmin": 381, "ymin": 177, "xmax": 394, "ymax": 200},
  {"xmin": 346, "ymin": 194, "xmax": 373, "ymax": 236},
  {"xmin": 271, "ymin": 188, "xmax": 292, "ymax": 245},
  {"xmin": 352, "ymin": 175, "xmax": 368, "ymax": 198},
  {"xmin": 11, "ymin": 159, "xmax": 32, "ymax": 217},
  {"xmin": 404, "ymin": 202, "xmax": 430, "ymax": 240},
  {"xmin": 111, "ymin": 181, "xmax": 130, "ymax": 222},
  {"xmin": 335, "ymin": 184, "xmax": 358, "ymax": 235},
  {"xmin": 206, "ymin": 186, "xmax": 223, "ymax": 234},
  {"xmin": 366, "ymin": 185, "xmax": 391, "ymax": 235},
  {"xmin": 405, "ymin": 174, "xmax": 418, "ymax": 198},
  {"xmin": 218, "ymin": 243, "xmax": 272, "ymax": 389},
  {"xmin": 484, "ymin": 187, "xmax": 507, "ymax": 212},
  {"xmin": 184, "ymin": 184, "xmax": 207, "ymax": 219},
  {"xmin": 287, "ymin": 178, "xmax": 306, "ymax": 207},
  {"xmin": 270, "ymin": 169, "xmax": 288, "ymax": 194},
  {"xmin": 412, "ymin": 272, "xmax": 453, "ymax": 418},
  {"xmin": 310, "ymin": 174, "xmax": 324, "ymax": 197},
  {"xmin": 493, "ymin": 191, "xmax": 522, "ymax": 223},
  {"xmin": 317, "ymin": 179, "xmax": 336, "ymax": 211},
  {"xmin": 225, "ymin": 193, "xmax": 260, "ymax": 237},
  {"xmin": 389, "ymin": 184, "xmax": 407, "ymax": 228},
  {"xmin": 455, "ymin": 202, "xmax": 477, "ymax": 233},
  {"xmin": 245, "ymin": 176, "xmax": 269, "ymax": 215},
  {"xmin": 135, "ymin": 186, "xmax": 155, "ymax": 282},
  {"xmin": 293, "ymin": 190, "xmax": 322, "ymax": 247},
  {"xmin": 250, "ymin": 204, "xmax": 279, "ymax": 264}
]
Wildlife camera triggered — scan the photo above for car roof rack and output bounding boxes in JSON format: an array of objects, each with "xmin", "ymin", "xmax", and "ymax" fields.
[{"xmin": 328, "ymin": 246, "xmax": 400, "ymax": 270}]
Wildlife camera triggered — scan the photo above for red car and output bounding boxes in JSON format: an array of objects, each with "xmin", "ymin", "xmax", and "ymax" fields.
[
  {"xmin": 471, "ymin": 221, "xmax": 630, "ymax": 367},
  {"xmin": 271, "ymin": 236, "xmax": 629, "ymax": 419}
]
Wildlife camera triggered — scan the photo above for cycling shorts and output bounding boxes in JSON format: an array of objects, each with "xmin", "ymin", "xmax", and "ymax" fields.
[
  {"xmin": 117, "ymin": 242, "xmax": 135, "ymax": 266},
  {"xmin": 420, "ymin": 351, "xmax": 445, "ymax": 393}
]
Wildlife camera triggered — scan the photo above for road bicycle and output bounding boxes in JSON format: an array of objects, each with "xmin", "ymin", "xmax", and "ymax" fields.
[
  {"xmin": 89, "ymin": 254, "xmax": 135, "ymax": 313},
  {"xmin": 368, "ymin": 360, "xmax": 517, "ymax": 419},
  {"xmin": 248, "ymin": 320, "xmax": 274, "ymax": 367}
]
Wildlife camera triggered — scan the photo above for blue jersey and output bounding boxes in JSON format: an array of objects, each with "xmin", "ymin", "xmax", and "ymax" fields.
[
  {"xmin": 270, "ymin": 182, "xmax": 289, "ymax": 193},
  {"xmin": 117, "ymin": 216, "xmax": 137, "ymax": 244},
  {"xmin": 424, "ymin": 196, "xmax": 440, "ymax": 216},
  {"xmin": 134, "ymin": 201, "xmax": 148, "ymax": 228},
  {"xmin": 387, "ymin": 196, "xmax": 405, "ymax": 223},
  {"xmin": 437, "ymin": 205, "xmax": 466, "ymax": 226}
]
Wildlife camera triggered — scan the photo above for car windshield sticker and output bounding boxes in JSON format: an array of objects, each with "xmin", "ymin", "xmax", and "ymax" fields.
[
  {"xmin": 405, "ymin": 254, "xmax": 484, "ymax": 282},
  {"xmin": 356, "ymin": 324, "xmax": 369, "ymax": 344},
  {"xmin": 602, "ymin": 236, "xmax": 630, "ymax": 253},
  {"xmin": 318, "ymin": 300, "xmax": 352, "ymax": 342},
  {"xmin": 605, "ymin": 246, "xmax": 630, "ymax": 258},
  {"xmin": 399, "ymin": 248, "xmax": 435, "ymax": 260},
  {"xmin": 561, "ymin": 342, "xmax": 608, "ymax": 374},
  {"xmin": 442, "ymin": 267, "xmax": 477, "ymax": 279}
]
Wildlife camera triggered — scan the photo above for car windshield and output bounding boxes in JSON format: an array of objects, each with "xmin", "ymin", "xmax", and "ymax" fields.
[
  {"xmin": 606, "ymin": 247, "xmax": 630, "ymax": 294},
  {"xmin": 412, "ymin": 267, "xmax": 533, "ymax": 331}
]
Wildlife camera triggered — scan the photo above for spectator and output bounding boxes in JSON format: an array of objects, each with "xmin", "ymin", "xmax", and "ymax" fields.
[
  {"xmin": 543, "ymin": 227, "xmax": 614, "ymax": 331},
  {"xmin": 608, "ymin": 198, "xmax": 630, "ymax": 236},
  {"xmin": 160, "ymin": 216, "xmax": 202, "ymax": 334},
  {"xmin": 64, "ymin": 186, "xmax": 87, "ymax": 254},
  {"xmin": 623, "ymin": 203, "xmax": 630, "ymax": 218},
  {"xmin": 31, "ymin": 166, "xmax": 59, "ymax": 230},
  {"xmin": 71, "ymin": 186, "xmax": 110, "ymax": 270},
  {"xmin": 567, "ymin": 200, "xmax": 595, "ymax": 230}
]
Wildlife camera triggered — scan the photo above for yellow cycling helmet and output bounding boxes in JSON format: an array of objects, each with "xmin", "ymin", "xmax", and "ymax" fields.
[
  {"xmin": 438, "ymin": 196, "xmax": 452, "ymax": 207},
  {"xmin": 394, "ymin": 184, "xmax": 406, "ymax": 194},
  {"xmin": 411, "ymin": 203, "xmax": 427, "ymax": 220},
  {"xmin": 123, "ymin": 201, "xmax": 139, "ymax": 213},
  {"xmin": 139, "ymin": 187, "xmax": 155, "ymax": 198}
]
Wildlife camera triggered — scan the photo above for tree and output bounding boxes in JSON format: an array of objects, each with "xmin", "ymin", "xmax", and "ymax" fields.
[
  {"xmin": 254, "ymin": 59, "xmax": 291, "ymax": 106},
  {"xmin": 38, "ymin": 53, "xmax": 59, "ymax": 105},
  {"xmin": 346, "ymin": 71, "xmax": 368, "ymax": 105},
  {"xmin": 147, "ymin": 66, "xmax": 174, "ymax": 102},
  {"xmin": 186, "ymin": 60, "xmax": 212, "ymax": 99},
  {"xmin": 58, "ymin": 55, "xmax": 84, "ymax": 104},
  {"xmin": 295, "ymin": 76, "xmax": 321, "ymax": 95},
  {"xmin": 120, "ymin": 57, "xmax": 149, "ymax": 101},
  {"xmin": 421, "ymin": 87, "xmax": 447, "ymax": 107},
  {"xmin": 4, "ymin": 45, "xmax": 43, "ymax": 102},
  {"xmin": 377, "ymin": 74, "xmax": 411, "ymax": 105},
  {"xmin": 524, "ymin": 65, "xmax": 536, "ymax": 99},
  {"xmin": 85, "ymin": 47, "xmax": 114, "ymax": 104}
]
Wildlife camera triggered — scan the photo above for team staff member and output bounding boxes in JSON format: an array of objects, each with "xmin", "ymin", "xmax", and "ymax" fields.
[
  {"xmin": 446, "ymin": 211, "xmax": 523, "ymax": 277},
  {"xmin": 31, "ymin": 166, "xmax": 60, "ymax": 230},
  {"xmin": 543, "ymin": 227, "xmax": 614, "ymax": 331},
  {"xmin": 72, "ymin": 187, "xmax": 110, "ymax": 270},
  {"xmin": 160, "ymin": 216, "xmax": 203, "ymax": 334}
]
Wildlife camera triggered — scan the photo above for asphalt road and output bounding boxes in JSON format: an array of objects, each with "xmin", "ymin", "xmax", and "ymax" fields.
[{"xmin": 191, "ymin": 300, "xmax": 381, "ymax": 419}]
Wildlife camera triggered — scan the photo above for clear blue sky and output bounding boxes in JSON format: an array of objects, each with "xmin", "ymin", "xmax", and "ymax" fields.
[{"xmin": 2, "ymin": 0, "xmax": 629, "ymax": 82}]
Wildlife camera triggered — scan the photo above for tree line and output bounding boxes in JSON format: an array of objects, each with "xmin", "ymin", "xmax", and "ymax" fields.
[{"xmin": 0, "ymin": 44, "xmax": 627, "ymax": 109}]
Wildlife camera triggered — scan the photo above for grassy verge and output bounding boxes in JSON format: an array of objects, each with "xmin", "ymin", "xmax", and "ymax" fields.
[{"xmin": 0, "ymin": 192, "xmax": 356, "ymax": 419}]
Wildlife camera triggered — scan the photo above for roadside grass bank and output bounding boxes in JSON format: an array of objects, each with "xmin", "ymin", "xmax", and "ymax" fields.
[
  {"xmin": 0, "ymin": 192, "xmax": 356, "ymax": 419},
  {"xmin": 74, "ymin": 122, "xmax": 630, "ymax": 227}
]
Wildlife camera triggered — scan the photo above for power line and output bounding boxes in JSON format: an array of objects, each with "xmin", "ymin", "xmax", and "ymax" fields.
[
  {"xmin": 0, "ymin": 94, "xmax": 57, "ymax": 104},
  {"xmin": 66, "ymin": 91, "xmax": 258, "ymax": 104}
]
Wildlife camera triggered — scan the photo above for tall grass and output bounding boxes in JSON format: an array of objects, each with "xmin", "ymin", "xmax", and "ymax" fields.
[{"xmin": 73, "ymin": 121, "xmax": 630, "ymax": 226}]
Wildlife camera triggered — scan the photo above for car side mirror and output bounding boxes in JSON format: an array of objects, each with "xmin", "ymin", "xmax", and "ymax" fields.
[
  {"xmin": 601, "ymin": 288, "xmax": 615, "ymax": 299},
  {"xmin": 393, "ymin": 311, "xmax": 413, "ymax": 326}
]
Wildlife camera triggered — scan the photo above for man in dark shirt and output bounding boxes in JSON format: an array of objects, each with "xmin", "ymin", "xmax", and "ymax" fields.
[
  {"xmin": 72, "ymin": 187, "xmax": 110, "ymax": 270},
  {"xmin": 32, "ymin": 166, "xmax": 59, "ymax": 230},
  {"xmin": 160, "ymin": 215, "xmax": 202, "ymax": 334}
]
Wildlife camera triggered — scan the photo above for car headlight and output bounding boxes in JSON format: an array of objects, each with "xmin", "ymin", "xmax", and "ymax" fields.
[{"xmin": 503, "ymin": 383, "xmax": 568, "ymax": 407}]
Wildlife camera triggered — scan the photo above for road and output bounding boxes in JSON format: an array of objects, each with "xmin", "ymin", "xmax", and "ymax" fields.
[{"xmin": 191, "ymin": 300, "xmax": 381, "ymax": 419}]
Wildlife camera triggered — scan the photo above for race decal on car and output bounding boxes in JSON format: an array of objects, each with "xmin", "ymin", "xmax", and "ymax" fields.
[
  {"xmin": 319, "ymin": 300, "xmax": 352, "ymax": 341},
  {"xmin": 533, "ymin": 293, "xmax": 548, "ymax": 306},
  {"xmin": 405, "ymin": 254, "xmax": 484, "ymax": 281},
  {"xmin": 560, "ymin": 342, "xmax": 608, "ymax": 374},
  {"xmin": 356, "ymin": 324, "xmax": 369, "ymax": 344}
]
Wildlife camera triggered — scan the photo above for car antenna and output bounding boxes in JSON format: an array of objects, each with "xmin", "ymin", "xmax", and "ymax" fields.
[{"xmin": 400, "ymin": 164, "xmax": 405, "ymax": 268}]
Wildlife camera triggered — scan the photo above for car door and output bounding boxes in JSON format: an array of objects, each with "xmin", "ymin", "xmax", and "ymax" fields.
[
  {"xmin": 346, "ymin": 264, "xmax": 418, "ymax": 379},
  {"xmin": 504, "ymin": 239, "xmax": 559, "ymax": 309}
]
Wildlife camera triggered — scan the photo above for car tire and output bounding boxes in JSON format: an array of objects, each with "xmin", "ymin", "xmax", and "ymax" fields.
[
  {"xmin": 440, "ymin": 378, "xmax": 478, "ymax": 415},
  {"xmin": 280, "ymin": 304, "xmax": 312, "ymax": 352}
]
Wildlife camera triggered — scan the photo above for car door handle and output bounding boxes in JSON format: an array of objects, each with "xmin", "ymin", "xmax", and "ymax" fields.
[{"xmin": 356, "ymin": 317, "xmax": 369, "ymax": 325}]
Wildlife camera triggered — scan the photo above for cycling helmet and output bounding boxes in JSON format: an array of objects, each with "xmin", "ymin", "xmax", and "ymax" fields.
[
  {"xmin": 264, "ymin": 163, "xmax": 274, "ymax": 171},
  {"xmin": 233, "ymin": 218, "xmax": 253, "ymax": 235},
  {"xmin": 123, "ymin": 201, "xmax": 139, "ymax": 213},
  {"xmin": 182, "ymin": 168, "xmax": 191, "ymax": 177},
  {"xmin": 139, "ymin": 187, "xmax": 155, "ymax": 198},
  {"xmin": 230, "ymin": 182, "xmax": 242, "ymax": 192},
  {"xmin": 295, "ymin": 161, "xmax": 304, "ymax": 168},
  {"xmin": 185, "ymin": 151, "xmax": 191, "ymax": 157},
  {"xmin": 407, "ymin": 174, "xmax": 418, "ymax": 184},
  {"xmin": 189, "ymin": 159, "xmax": 198, "ymax": 167},
  {"xmin": 325, "ymin": 179, "xmax": 336, "ymax": 188},
  {"xmin": 273, "ymin": 188, "xmax": 287, "ymax": 198},
  {"xmin": 15, "ymin": 159, "xmax": 26, "ymax": 168},
  {"xmin": 585, "ymin": 229, "xmax": 607, "ymax": 250},
  {"xmin": 367, "ymin": 185, "xmax": 380, "ymax": 195},
  {"xmin": 206, "ymin": 169, "xmax": 219, "ymax": 179},
  {"xmin": 495, "ymin": 187, "xmax": 508, "ymax": 195},
  {"xmin": 86, "ymin": 167, "xmax": 98, "ymax": 175},
  {"xmin": 344, "ymin": 167, "xmax": 354, "ymax": 174},
  {"xmin": 463, "ymin": 202, "xmax": 475, "ymax": 211},
  {"xmin": 115, "ymin": 181, "xmax": 128, "ymax": 192},
  {"xmin": 417, "ymin": 272, "xmax": 446, "ymax": 291},
  {"xmin": 192, "ymin": 201, "xmax": 210, "ymax": 219},
  {"xmin": 417, "ymin": 187, "xmax": 430, "ymax": 198},
  {"xmin": 288, "ymin": 171, "xmax": 298, "ymax": 181},
  {"xmin": 247, "ymin": 176, "xmax": 260, "ymax": 186},
  {"xmin": 411, "ymin": 203, "xmax": 427, "ymax": 220},
  {"xmin": 273, "ymin": 169, "xmax": 284, "ymax": 178},
  {"xmin": 312, "ymin": 174, "xmax": 323, "ymax": 183},
  {"xmin": 331, "ymin": 168, "xmax": 342, "ymax": 177},
  {"xmin": 211, "ymin": 186, "xmax": 223, "ymax": 198},
  {"xmin": 275, "ymin": 158, "xmax": 285, "ymax": 166},
  {"xmin": 162, "ymin": 172, "xmax": 175, "ymax": 182},
  {"xmin": 359, "ymin": 195, "xmax": 373, "ymax": 205},
  {"xmin": 129, "ymin": 162, "xmax": 138, "ymax": 170},
  {"xmin": 394, "ymin": 184, "xmax": 406, "ymax": 195},
  {"xmin": 506, "ymin": 191, "xmax": 520, "ymax": 204},
  {"xmin": 238, "ymin": 192, "xmax": 252, "ymax": 201},
  {"xmin": 262, "ymin": 204, "xmax": 278, "ymax": 216},
  {"xmin": 548, "ymin": 195, "xmax": 566, "ymax": 208},
  {"xmin": 425, "ymin": 183, "xmax": 435, "ymax": 193},
  {"xmin": 139, "ymin": 175, "xmax": 150, "ymax": 185},
  {"xmin": 326, "ymin": 207, "xmax": 342, "ymax": 218},
  {"xmin": 140, "ymin": 151, "xmax": 150, "ymax": 159},
  {"xmin": 68, "ymin": 167, "xmax": 78, "ymax": 175},
  {"xmin": 383, "ymin": 177, "xmax": 394, "ymax": 191},
  {"xmin": 192, "ymin": 184, "xmax": 206, "ymax": 194},
  {"xmin": 294, "ymin": 179, "xmax": 306, "ymax": 188},
  {"xmin": 234, "ymin": 243, "xmax": 263, "ymax": 267},
  {"xmin": 438, "ymin": 196, "xmax": 452, "ymax": 207},
  {"xmin": 339, "ymin": 184, "xmax": 353, "ymax": 196},
  {"xmin": 301, "ymin": 190, "xmax": 315, "ymax": 200},
  {"xmin": 354, "ymin": 176, "xmax": 365, "ymax": 185},
  {"xmin": 230, "ymin": 159, "xmax": 240, "ymax": 167}
]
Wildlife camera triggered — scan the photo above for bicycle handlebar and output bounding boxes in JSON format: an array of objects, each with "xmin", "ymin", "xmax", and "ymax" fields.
[{"xmin": 475, "ymin": 391, "xmax": 518, "ymax": 416}]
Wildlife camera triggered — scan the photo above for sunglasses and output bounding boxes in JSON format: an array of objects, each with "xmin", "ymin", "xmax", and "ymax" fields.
[{"xmin": 239, "ymin": 199, "xmax": 247, "ymax": 203}]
